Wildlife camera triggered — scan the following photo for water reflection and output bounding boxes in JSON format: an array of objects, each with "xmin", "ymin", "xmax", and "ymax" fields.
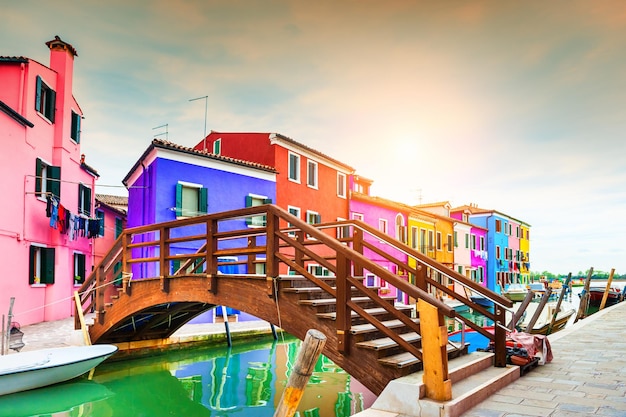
[{"xmin": 0, "ymin": 336, "xmax": 373, "ymax": 417}]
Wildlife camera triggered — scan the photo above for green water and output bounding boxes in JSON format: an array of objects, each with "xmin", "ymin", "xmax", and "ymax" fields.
[{"xmin": 0, "ymin": 336, "xmax": 375, "ymax": 417}]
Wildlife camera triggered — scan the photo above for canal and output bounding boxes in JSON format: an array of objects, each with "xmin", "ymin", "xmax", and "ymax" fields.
[{"xmin": 0, "ymin": 335, "xmax": 376, "ymax": 417}]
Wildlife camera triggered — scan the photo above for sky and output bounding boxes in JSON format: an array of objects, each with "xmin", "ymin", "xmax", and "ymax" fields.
[{"xmin": 2, "ymin": 0, "xmax": 626, "ymax": 276}]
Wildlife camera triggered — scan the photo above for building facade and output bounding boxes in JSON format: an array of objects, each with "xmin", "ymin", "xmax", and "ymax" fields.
[{"xmin": 0, "ymin": 37, "xmax": 99, "ymax": 325}]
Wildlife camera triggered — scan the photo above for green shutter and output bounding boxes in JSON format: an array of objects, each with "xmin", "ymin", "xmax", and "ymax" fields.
[
  {"xmin": 29, "ymin": 246, "xmax": 36, "ymax": 284},
  {"xmin": 85, "ymin": 186, "xmax": 92, "ymax": 215},
  {"xmin": 263, "ymin": 198, "xmax": 272, "ymax": 204},
  {"xmin": 115, "ymin": 218, "xmax": 123, "ymax": 238},
  {"xmin": 48, "ymin": 89, "xmax": 56, "ymax": 123},
  {"xmin": 35, "ymin": 158, "xmax": 43, "ymax": 195},
  {"xmin": 172, "ymin": 259, "xmax": 181, "ymax": 275},
  {"xmin": 113, "ymin": 261, "xmax": 122, "ymax": 286},
  {"xmin": 75, "ymin": 114, "xmax": 81, "ymax": 143},
  {"xmin": 175, "ymin": 183, "xmax": 183, "ymax": 217},
  {"xmin": 35, "ymin": 76, "xmax": 42, "ymax": 112},
  {"xmin": 48, "ymin": 165, "xmax": 61, "ymax": 198},
  {"xmin": 76, "ymin": 253, "xmax": 85, "ymax": 283},
  {"xmin": 245, "ymin": 195, "xmax": 253, "ymax": 225},
  {"xmin": 42, "ymin": 247, "xmax": 55, "ymax": 284},
  {"xmin": 199, "ymin": 187, "xmax": 208, "ymax": 214}
]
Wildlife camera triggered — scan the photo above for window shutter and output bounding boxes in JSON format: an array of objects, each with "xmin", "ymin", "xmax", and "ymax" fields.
[
  {"xmin": 42, "ymin": 247, "xmax": 55, "ymax": 284},
  {"xmin": 171, "ymin": 259, "xmax": 181, "ymax": 275},
  {"xmin": 35, "ymin": 158, "xmax": 44, "ymax": 194},
  {"xmin": 97, "ymin": 211, "xmax": 105, "ymax": 236},
  {"xmin": 199, "ymin": 187, "xmax": 208, "ymax": 214},
  {"xmin": 76, "ymin": 114, "xmax": 81, "ymax": 143},
  {"xmin": 113, "ymin": 261, "xmax": 122, "ymax": 286},
  {"xmin": 263, "ymin": 198, "xmax": 272, "ymax": 204},
  {"xmin": 316, "ymin": 214, "xmax": 322, "ymax": 223},
  {"xmin": 85, "ymin": 186, "xmax": 92, "ymax": 216},
  {"xmin": 48, "ymin": 165, "xmax": 61, "ymax": 198},
  {"xmin": 77, "ymin": 253, "xmax": 86, "ymax": 282},
  {"xmin": 35, "ymin": 76, "xmax": 42, "ymax": 112},
  {"xmin": 48, "ymin": 89, "xmax": 56, "ymax": 123},
  {"xmin": 115, "ymin": 218, "xmax": 123, "ymax": 238},
  {"xmin": 245, "ymin": 195, "xmax": 253, "ymax": 225},
  {"xmin": 29, "ymin": 246, "xmax": 36, "ymax": 284},
  {"xmin": 175, "ymin": 183, "xmax": 183, "ymax": 217}
]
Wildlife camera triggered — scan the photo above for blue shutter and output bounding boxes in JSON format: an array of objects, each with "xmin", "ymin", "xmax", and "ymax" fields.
[
  {"xmin": 35, "ymin": 76, "xmax": 42, "ymax": 112},
  {"xmin": 199, "ymin": 187, "xmax": 208, "ymax": 214},
  {"xmin": 175, "ymin": 183, "xmax": 183, "ymax": 217}
]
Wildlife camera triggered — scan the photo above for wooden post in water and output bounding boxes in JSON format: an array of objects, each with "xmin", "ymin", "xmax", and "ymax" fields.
[
  {"xmin": 575, "ymin": 267, "xmax": 593, "ymax": 323},
  {"xmin": 599, "ymin": 268, "xmax": 615, "ymax": 311},
  {"xmin": 418, "ymin": 298, "xmax": 451, "ymax": 401},
  {"xmin": 547, "ymin": 273, "xmax": 571, "ymax": 335},
  {"xmin": 274, "ymin": 329, "xmax": 326, "ymax": 417},
  {"xmin": 507, "ymin": 289, "xmax": 535, "ymax": 330},
  {"xmin": 525, "ymin": 287, "xmax": 552, "ymax": 332}
]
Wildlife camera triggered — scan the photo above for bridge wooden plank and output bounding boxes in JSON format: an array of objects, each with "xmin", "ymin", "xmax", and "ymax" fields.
[{"xmin": 418, "ymin": 299, "xmax": 451, "ymax": 401}]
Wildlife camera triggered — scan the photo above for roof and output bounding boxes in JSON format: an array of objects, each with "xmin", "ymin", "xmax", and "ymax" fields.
[
  {"xmin": 0, "ymin": 100, "xmax": 34, "ymax": 127},
  {"xmin": 45, "ymin": 36, "xmax": 78, "ymax": 57},
  {"xmin": 450, "ymin": 204, "xmax": 529, "ymax": 226},
  {"xmin": 351, "ymin": 192, "xmax": 414, "ymax": 212},
  {"xmin": 123, "ymin": 138, "xmax": 277, "ymax": 185},
  {"xmin": 96, "ymin": 194, "xmax": 128, "ymax": 215},
  {"xmin": 271, "ymin": 132, "xmax": 356, "ymax": 172},
  {"xmin": 0, "ymin": 57, "xmax": 29, "ymax": 63}
]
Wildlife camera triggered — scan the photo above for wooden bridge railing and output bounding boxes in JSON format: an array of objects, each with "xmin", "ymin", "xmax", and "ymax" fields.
[{"xmin": 76, "ymin": 204, "xmax": 511, "ymax": 378}]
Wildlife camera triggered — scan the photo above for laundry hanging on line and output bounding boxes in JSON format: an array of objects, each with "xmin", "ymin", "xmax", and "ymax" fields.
[{"xmin": 45, "ymin": 195, "xmax": 102, "ymax": 239}]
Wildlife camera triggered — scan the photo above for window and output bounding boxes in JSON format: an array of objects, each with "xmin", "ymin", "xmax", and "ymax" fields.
[
  {"xmin": 306, "ymin": 210, "xmax": 321, "ymax": 225},
  {"xmin": 352, "ymin": 212, "xmax": 364, "ymax": 222},
  {"xmin": 71, "ymin": 111, "xmax": 81, "ymax": 143},
  {"xmin": 213, "ymin": 139, "xmax": 221, "ymax": 155},
  {"xmin": 29, "ymin": 245, "xmax": 55, "ymax": 285},
  {"xmin": 337, "ymin": 172, "xmax": 346, "ymax": 198},
  {"xmin": 457, "ymin": 266, "xmax": 463, "ymax": 274},
  {"xmin": 495, "ymin": 219, "xmax": 502, "ymax": 233},
  {"xmin": 336, "ymin": 217, "xmax": 349, "ymax": 240},
  {"xmin": 307, "ymin": 160, "xmax": 318, "ymax": 188},
  {"xmin": 175, "ymin": 182, "xmax": 208, "ymax": 218},
  {"xmin": 420, "ymin": 229, "xmax": 427, "ymax": 253},
  {"xmin": 378, "ymin": 218, "xmax": 388, "ymax": 234},
  {"xmin": 395, "ymin": 214, "xmax": 406, "ymax": 243},
  {"xmin": 308, "ymin": 264, "xmax": 332, "ymax": 277},
  {"xmin": 78, "ymin": 183, "xmax": 92, "ymax": 216},
  {"xmin": 465, "ymin": 233, "xmax": 469, "ymax": 249},
  {"xmin": 447, "ymin": 234, "xmax": 453, "ymax": 252},
  {"xmin": 411, "ymin": 226, "xmax": 418, "ymax": 250},
  {"xmin": 480, "ymin": 236, "xmax": 485, "ymax": 251},
  {"xmin": 428, "ymin": 230, "xmax": 434, "ymax": 252},
  {"xmin": 35, "ymin": 75, "xmax": 55, "ymax": 122},
  {"xmin": 288, "ymin": 152, "xmax": 300, "ymax": 182},
  {"xmin": 287, "ymin": 206, "xmax": 301, "ymax": 236},
  {"xmin": 454, "ymin": 231, "xmax": 458, "ymax": 247},
  {"xmin": 436, "ymin": 232, "xmax": 442, "ymax": 251},
  {"xmin": 471, "ymin": 234, "xmax": 477, "ymax": 250},
  {"xmin": 74, "ymin": 253, "xmax": 86, "ymax": 285},
  {"xmin": 115, "ymin": 217, "xmax": 123, "ymax": 238},
  {"xmin": 246, "ymin": 194, "xmax": 272, "ymax": 227},
  {"xmin": 35, "ymin": 158, "xmax": 61, "ymax": 199},
  {"xmin": 96, "ymin": 210, "xmax": 105, "ymax": 237},
  {"xmin": 496, "ymin": 245, "xmax": 501, "ymax": 260}
]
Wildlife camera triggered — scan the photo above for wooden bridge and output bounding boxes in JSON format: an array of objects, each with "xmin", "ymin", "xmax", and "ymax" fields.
[{"xmin": 76, "ymin": 204, "xmax": 513, "ymax": 399}]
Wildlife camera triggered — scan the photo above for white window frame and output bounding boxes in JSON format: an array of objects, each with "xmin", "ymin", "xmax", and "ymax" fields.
[
  {"xmin": 337, "ymin": 172, "xmax": 347, "ymax": 198},
  {"xmin": 287, "ymin": 205, "xmax": 301, "ymax": 236},
  {"xmin": 288, "ymin": 151, "xmax": 300, "ymax": 183},
  {"xmin": 213, "ymin": 138, "xmax": 221, "ymax": 155},
  {"xmin": 352, "ymin": 212, "xmax": 364, "ymax": 222},
  {"xmin": 436, "ymin": 231, "xmax": 442, "ymax": 251},
  {"xmin": 246, "ymin": 193, "xmax": 270, "ymax": 227},
  {"xmin": 306, "ymin": 210, "xmax": 320, "ymax": 225},
  {"xmin": 378, "ymin": 218, "xmax": 388, "ymax": 234},
  {"xmin": 307, "ymin": 160, "xmax": 318, "ymax": 189}
]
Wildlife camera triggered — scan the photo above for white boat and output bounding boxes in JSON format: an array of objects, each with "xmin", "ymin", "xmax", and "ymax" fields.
[{"xmin": 0, "ymin": 344, "xmax": 118, "ymax": 396}]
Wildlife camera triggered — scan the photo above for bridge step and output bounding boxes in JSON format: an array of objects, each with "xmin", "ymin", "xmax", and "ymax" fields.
[
  {"xmin": 298, "ymin": 295, "xmax": 395, "ymax": 307},
  {"xmin": 316, "ymin": 305, "xmax": 413, "ymax": 321},
  {"xmin": 350, "ymin": 318, "xmax": 420, "ymax": 335},
  {"xmin": 356, "ymin": 332, "xmax": 421, "ymax": 351}
]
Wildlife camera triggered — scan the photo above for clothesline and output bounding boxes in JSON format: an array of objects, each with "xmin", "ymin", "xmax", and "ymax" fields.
[{"xmin": 45, "ymin": 195, "xmax": 102, "ymax": 240}]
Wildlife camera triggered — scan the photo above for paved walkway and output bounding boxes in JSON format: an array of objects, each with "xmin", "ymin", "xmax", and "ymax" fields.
[{"xmin": 461, "ymin": 301, "xmax": 626, "ymax": 417}]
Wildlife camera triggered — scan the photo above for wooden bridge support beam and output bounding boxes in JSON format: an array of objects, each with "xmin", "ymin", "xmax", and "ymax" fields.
[
  {"xmin": 418, "ymin": 298, "xmax": 451, "ymax": 401},
  {"xmin": 206, "ymin": 218, "xmax": 218, "ymax": 293},
  {"xmin": 266, "ymin": 212, "xmax": 279, "ymax": 298}
]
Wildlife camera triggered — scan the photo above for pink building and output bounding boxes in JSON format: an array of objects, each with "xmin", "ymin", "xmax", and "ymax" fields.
[{"xmin": 0, "ymin": 37, "xmax": 98, "ymax": 325}]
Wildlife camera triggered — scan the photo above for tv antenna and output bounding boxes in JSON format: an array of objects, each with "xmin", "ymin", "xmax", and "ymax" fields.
[
  {"xmin": 189, "ymin": 95, "xmax": 208, "ymax": 141},
  {"xmin": 152, "ymin": 123, "xmax": 168, "ymax": 140}
]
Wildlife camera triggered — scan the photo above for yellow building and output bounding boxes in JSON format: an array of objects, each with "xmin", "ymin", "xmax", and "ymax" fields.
[{"xmin": 519, "ymin": 222, "xmax": 531, "ymax": 283}]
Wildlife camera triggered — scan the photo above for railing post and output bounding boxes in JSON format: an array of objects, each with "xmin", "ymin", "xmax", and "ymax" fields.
[
  {"xmin": 122, "ymin": 232, "xmax": 132, "ymax": 295},
  {"xmin": 417, "ymin": 298, "xmax": 451, "ymax": 401},
  {"xmin": 295, "ymin": 230, "xmax": 305, "ymax": 269},
  {"xmin": 494, "ymin": 305, "xmax": 507, "ymax": 367},
  {"xmin": 160, "ymin": 226, "xmax": 170, "ymax": 293},
  {"xmin": 265, "ymin": 209, "xmax": 279, "ymax": 298},
  {"xmin": 352, "ymin": 228, "xmax": 364, "ymax": 278},
  {"xmin": 96, "ymin": 263, "xmax": 105, "ymax": 324},
  {"xmin": 335, "ymin": 253, "xmax": 351, "ymax": 354},
  {"xmin": 247, "ymin": 235, "xmax": 257, "ymax": 273},
  {"xmin": 206, "ymin": 218, "xmax": 218, "ymax": 293}
]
